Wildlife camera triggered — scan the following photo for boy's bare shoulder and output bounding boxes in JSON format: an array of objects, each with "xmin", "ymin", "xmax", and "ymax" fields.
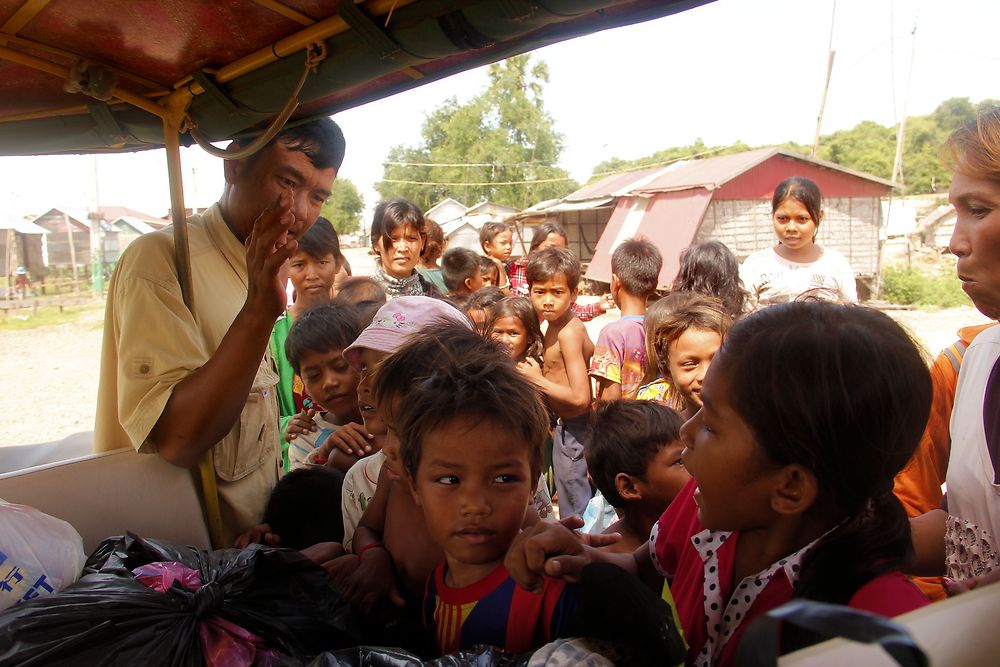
[{"xmin": 556, "ymin": 316, "xmax": 590, "ymax": 343}]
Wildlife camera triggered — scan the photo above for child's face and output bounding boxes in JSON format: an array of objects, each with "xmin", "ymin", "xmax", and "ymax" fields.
[
  {"xmin": 490, "ymin": 315, "xmax": 529, "ymax": 360},
  {"xmin": 680, "ymin": 360, "xmax": 780, "ymax": 531},
  {"xmin": 536, "ymin": 232, "xmax": 566, "ymax": 251},
  {"xmin": 376, "ymin": 223, "xmax": 423, "ymax": 279},
  {"xmin": 484, "ymin": 230, "xmax": 513, "ymax": 260},
  {"xmin": 464, "ymin": 270, "xmax": 486, "ymax": 294},
  {"xmin": 480, "ymin": 266, "xmax": 497, "ymax": 288},
  {"xmin": 299, "ymin": 347, "xmax": 359, "ymax": 421},
  {"xmin": 410, "ymin": 416, "xmax": 534, "ymax": 579},
  {"xmin": 355, "ymin": 347, "xmax": 391, "ymax": 435},
  {"xmin": 289, "ymin": 251, "xmax": 338, "ymax": 304},
  {"xmin": 529, "ymin": 274, "xmax": 576, "ymax": 322},
  {"xmin": 666, "ymin": 327, "xmax": 722, "ymax": 409},
  {"xmin": 636, "ymin": 440, "xmax": 691, "ymax": 515}
]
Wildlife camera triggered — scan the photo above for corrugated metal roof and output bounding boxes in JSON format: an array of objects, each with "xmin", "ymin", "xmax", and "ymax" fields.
[
  {"xmin": 566, "ymin": 164, "xmax": 666, "ymax": 200},
  {"xmin": 568, "ymin": 147, "xmax": 898, "ymax": 202},
  {"xmin": 633, "ymin": 148, "xmax": 898, "ymax": 193},
  {"xmin": 0, "ymin": 215, "xmax": 49, "ymax": 234}
]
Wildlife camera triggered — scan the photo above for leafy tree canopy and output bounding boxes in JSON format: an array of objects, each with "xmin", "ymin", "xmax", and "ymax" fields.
[
  {"xmin": 320, "ymin": 178, "xmax": 364, "ymax": 235},
  {"xmin": 376, "ymin": 55, "xmax": 578, "ymax": 211},
  {"xmin": 590, "ymin": 97, "xmax": 999, "ymax": 194}
]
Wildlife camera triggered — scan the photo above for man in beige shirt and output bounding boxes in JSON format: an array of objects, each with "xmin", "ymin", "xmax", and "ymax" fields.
[{"xmin": 95, "ymin": 119, "xmax": 345, "ymax": 547}]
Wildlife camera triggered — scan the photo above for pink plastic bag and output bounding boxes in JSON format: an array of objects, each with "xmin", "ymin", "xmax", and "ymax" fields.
[{"xmin": 133, "ymin": 562, "xmax": 282, "ymax": 667}]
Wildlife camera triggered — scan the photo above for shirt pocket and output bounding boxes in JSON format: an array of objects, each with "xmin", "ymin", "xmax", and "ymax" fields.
[{"xmin": 214, "ymin": 359, "xmax": 280, "ymax": 482}]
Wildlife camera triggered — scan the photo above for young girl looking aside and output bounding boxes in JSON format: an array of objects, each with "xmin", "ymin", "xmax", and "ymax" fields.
[
  {"xmin": 507, "ymin": 301, "xmax": 931, "ymax": 666},
  {"xmin": 649, "ymin": 295, "xmax": 732, "ymax": 420},
  {"xmin": 489, "ymin": 296, "xmax": 544, "ymax": 365}
]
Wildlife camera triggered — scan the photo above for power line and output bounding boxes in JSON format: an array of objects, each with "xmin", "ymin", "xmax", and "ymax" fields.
[
  {"xmin": 382, "ymin": 159, "xmax": 557, "ymax": 167},
  {"xmin": 380, "ymin": 176, "xmax": 574, "ymax": 186}
]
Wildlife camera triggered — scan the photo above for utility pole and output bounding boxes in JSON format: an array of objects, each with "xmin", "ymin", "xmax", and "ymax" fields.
[
  {"xmin": 891, "ymin": 17, "xmax": 918, "ymax": 188},
  {"xmin": 811, "ymin": 0, "xmax": 837, "ymax": 157}
]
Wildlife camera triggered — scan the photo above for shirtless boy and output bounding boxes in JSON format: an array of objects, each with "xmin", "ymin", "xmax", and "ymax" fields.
[{"xmin": 518, "ymin": 247, "xmax": 595, "ymax": 519}]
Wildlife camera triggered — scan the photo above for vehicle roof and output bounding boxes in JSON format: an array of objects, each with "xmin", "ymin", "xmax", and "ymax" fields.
[{"xmin": 0, "ymin": 0, "xmax": 711, "ymax": 155}]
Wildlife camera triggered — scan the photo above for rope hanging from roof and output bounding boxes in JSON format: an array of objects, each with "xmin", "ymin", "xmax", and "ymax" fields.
[{"xmin": 185, "ymin": 42, "xmax": 327, "ymax": 160}]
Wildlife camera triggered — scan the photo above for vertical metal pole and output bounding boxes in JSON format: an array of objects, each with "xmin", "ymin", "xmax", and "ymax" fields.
[
  {"xmin": 90, "ymin": 156, "xmax": 104, "ymax": 297},
  {"xmin": 64, "ymin": 212, "xmax": 79, "ymax": 294},
  {"xmin": 164, "ymin": 116, "xmax": 225, "ymax": 549},
  {"xmin": 164, "ymin": 118, "xmax": 194, "ymax": 312}
]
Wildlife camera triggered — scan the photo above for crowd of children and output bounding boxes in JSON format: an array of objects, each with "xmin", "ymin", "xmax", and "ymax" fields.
[{"xmin": 237, "ymin": 116, "xmax": 1000, "ymax": 662}]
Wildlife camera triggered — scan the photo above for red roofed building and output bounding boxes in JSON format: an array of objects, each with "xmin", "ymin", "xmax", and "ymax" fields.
[{"xmin": 512, "ymin": 148, "xmax": 896, "ymax": 296}]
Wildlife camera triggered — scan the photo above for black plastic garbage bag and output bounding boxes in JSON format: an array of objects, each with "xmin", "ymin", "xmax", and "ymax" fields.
[
  {"xmin": 298, "ymin": 644, "xmax": 525, "ymax": 667},
  {"xmin": 0, "ymin": 533, "xmax": 363, "ymax": 666}
]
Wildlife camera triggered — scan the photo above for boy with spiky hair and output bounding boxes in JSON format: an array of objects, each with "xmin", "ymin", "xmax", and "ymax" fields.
[
  {"xmin": 590, "ymin": 237, "xmax": 662, "ymax": 401},
  {"xmin": 386, "ymin": 326, "xmax": 578, "ymax": 655},
  {"xmin": 520, "ymin": 247, "xmax": 595, "ymax": 519},
  {"xmin": 586, "ymin": 400, "xmax": 689, "ymax": 553}
]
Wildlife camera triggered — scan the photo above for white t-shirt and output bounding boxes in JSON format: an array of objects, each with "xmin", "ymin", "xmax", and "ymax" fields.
[
  {"xmin": 739, "ymin": 246, "xmax": 858, "ymax": 308},
  {"xmin": 945, "ymin": 325, "xmax": 1000, "ymax": 581},
  {"xmin": 341, "ymin": 450, "xmax": 385, "ymax": 552}
]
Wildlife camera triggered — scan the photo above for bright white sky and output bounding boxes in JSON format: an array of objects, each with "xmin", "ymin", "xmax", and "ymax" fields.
[{"xmin": 0, "ymin": 0, "xmax": 996, "ymax": 222}]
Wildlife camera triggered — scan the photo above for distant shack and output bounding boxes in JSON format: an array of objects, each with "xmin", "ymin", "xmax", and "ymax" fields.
[{"xmin": 511, "ymin": 147, "xmax": 897, "ymax": 296}]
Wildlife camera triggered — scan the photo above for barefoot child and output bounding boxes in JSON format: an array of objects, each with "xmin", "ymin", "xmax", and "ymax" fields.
[
  {"xmin": 508, "ymin": 302, "xmax": 932, "ymax": 666},
  {"xmin": 520, "ymin": 247, "xmax": 595, "ymax": 519},
  {"xmin": 586, "ymin": 400, "xmax": 689, "ymax": 554},
  {"xmin": 388, "ymin": 327, "xmax": 577, "ymax": 654},
  {"xmin": 590, "ymin": 238, "xmax": 662, "ymax": 401}
]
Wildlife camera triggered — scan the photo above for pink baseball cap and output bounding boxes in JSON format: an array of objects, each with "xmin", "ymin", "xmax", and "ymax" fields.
[{"xmin": 343, "ymin": 296, "xmax": 472, "ymax": 370}]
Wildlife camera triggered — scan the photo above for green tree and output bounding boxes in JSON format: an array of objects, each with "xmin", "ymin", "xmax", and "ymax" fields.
[
  {"xmin": 376, "ymin": 55, "xmax": 577, "ymax": 211},
  {"xmin": 320, "ymin": 178, "xmax": 364, "ymax": 234},
  {"xmin": 587, "ymin": 96, "xmax": 998, "ymax": 195}
]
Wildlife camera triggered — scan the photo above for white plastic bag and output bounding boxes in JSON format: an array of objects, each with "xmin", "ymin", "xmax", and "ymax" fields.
[{"xmin": 0, "ymin": 501, "xmax": 85, "ymax": 611}]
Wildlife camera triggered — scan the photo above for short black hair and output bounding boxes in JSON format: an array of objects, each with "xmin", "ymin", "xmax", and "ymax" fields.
[
  {"xmin": 372, "ymin": 323, "xmax": 549, "ymax": 481},
  {"xmin": 466, "ymin": 286, "xmax": 506, "ymax": 312},
  {"xmin": 612, "ymin": 238, "xmax": 662, "ymax": 297},
  {"xmin": 263, "ymin": 467, "xmax": 345, "ymax": 550},
  {"xmin": 297, "ymin": 216, "xmax": 341, "ymax": 262},
  {"xmin": 526, "ymin": 247, "xmax": 580, "ymax": 290},
  {"xmin": 333, "ymin": 276, "xmax": 387, "ymax": 312},
  {"xmin": 529, "ymin": 222, "xmax": 567, "ymax": 252},
  {"xmin": 587, "ymin": 400, "xmax": 684, "ymax": 508},
  {"xmin": 285, "ymin": 304, "xmax": 362, "ymax": 375},
  {"xmin": 478, "ymin": 255, "xmax": 500, "ymax": 282},
  {"xmin": 441, "ymin": 247, "xmax": 482, "ymax": 294},
  {"xmin": 370, "ymin": 198, "xmax": 426, "ymax": 255},
  {"xmin": 243, "ymin": 117, "xmax": 346, "ymax": 171}
]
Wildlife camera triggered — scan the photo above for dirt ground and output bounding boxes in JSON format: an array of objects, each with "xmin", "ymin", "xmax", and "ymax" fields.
[{"xmin": 0, "ymin": 268, "xmax": 991, "ymax": 450}]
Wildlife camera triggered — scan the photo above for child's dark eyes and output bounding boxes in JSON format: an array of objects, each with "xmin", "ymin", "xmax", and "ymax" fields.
[
  {"xmin": 494, "ymin": 473, "xmax": 519, "ymax": 484},
  {"xmin": 435, "ymin": 475, "xmax": 459, "ymax": 485}
]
